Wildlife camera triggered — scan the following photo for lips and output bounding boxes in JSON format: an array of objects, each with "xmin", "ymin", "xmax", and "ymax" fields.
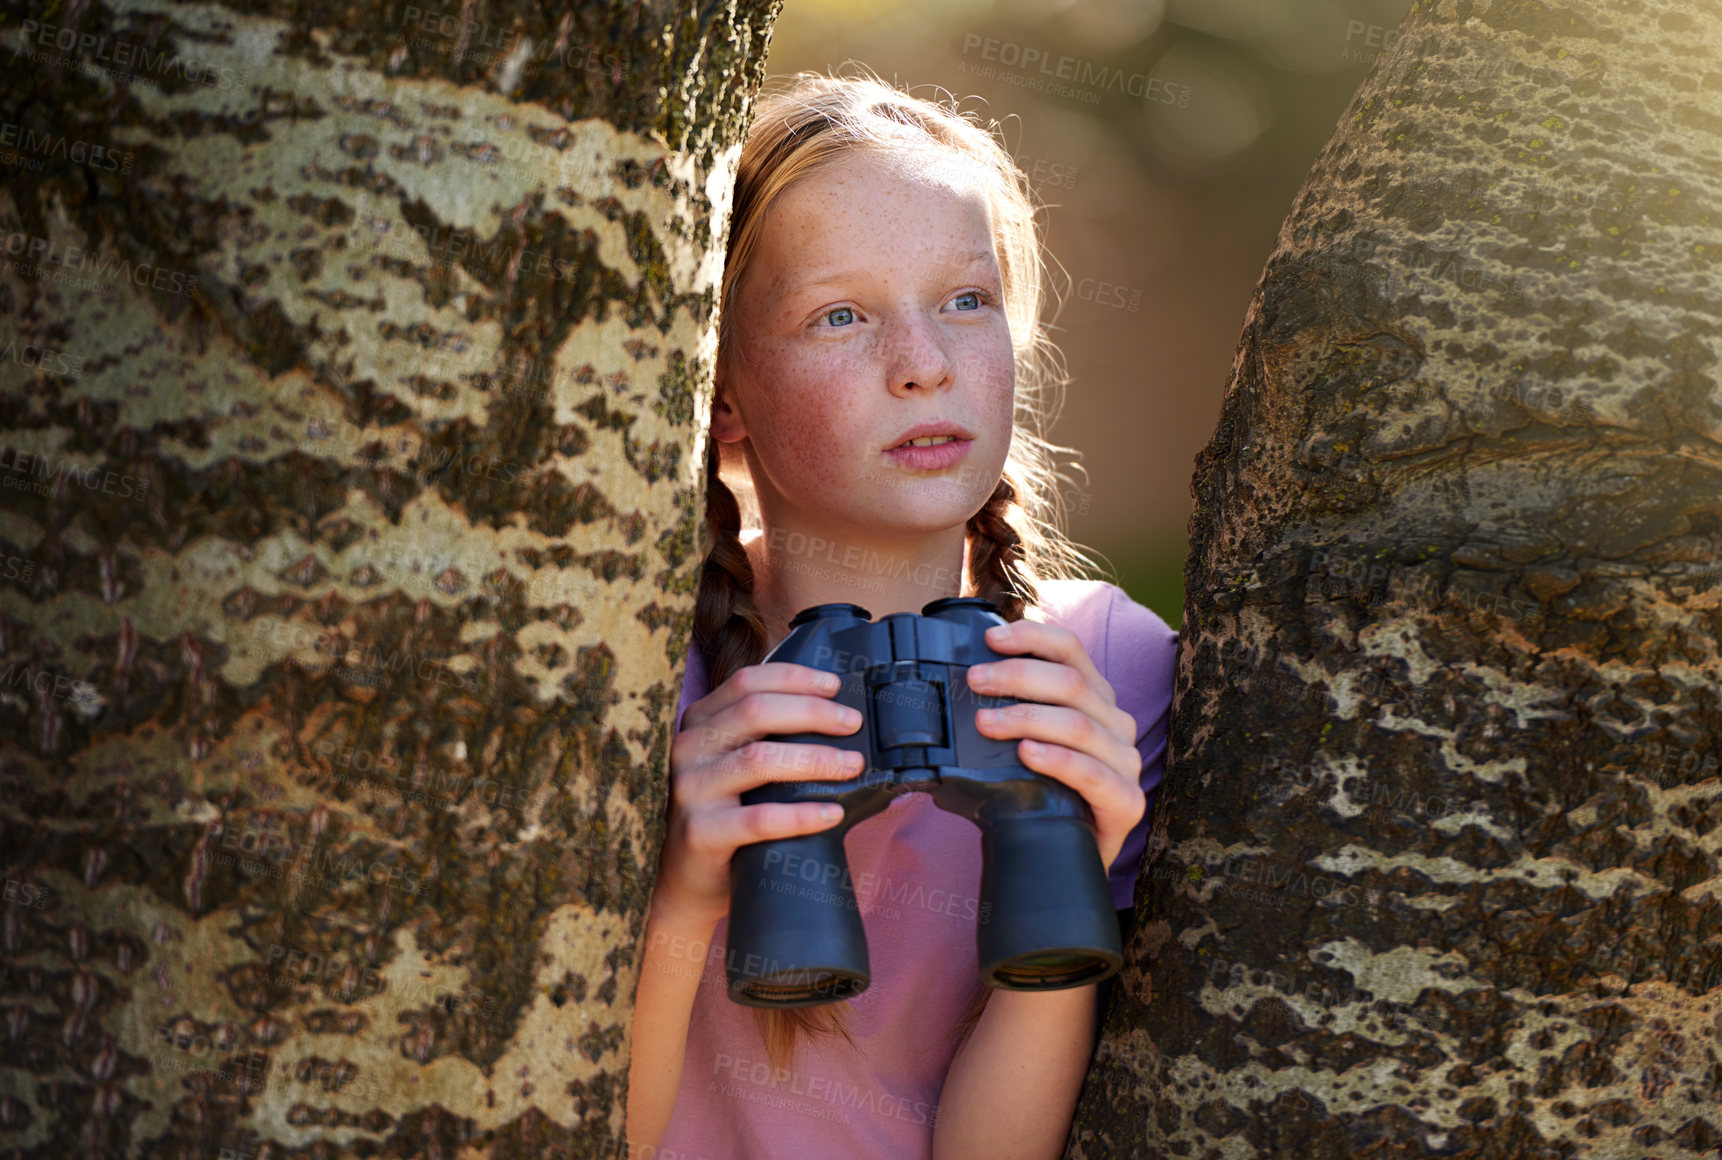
[
  {"xmin": 886, "ymin": 420, "xmax": 976, "ymax": 450},
  {"xmin": 882, "ymin": 435, "xmax": 972, "ymax": 471}
]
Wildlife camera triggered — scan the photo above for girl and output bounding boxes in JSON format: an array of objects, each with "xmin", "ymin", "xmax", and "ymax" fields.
[{"xmin": 627, "ymin": 70, "xmax": 1177, "ymax": 1160}]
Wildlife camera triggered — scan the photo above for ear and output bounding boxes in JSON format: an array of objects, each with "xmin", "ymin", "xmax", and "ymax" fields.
[{"xmin": 710, "ymin": 362, "xmax": 748, "ymax": 443}]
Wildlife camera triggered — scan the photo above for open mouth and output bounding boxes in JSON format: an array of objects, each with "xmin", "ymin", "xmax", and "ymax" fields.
[{"xmin": 883, "ymin": 435, "xmax": 973, "ymax": 470}]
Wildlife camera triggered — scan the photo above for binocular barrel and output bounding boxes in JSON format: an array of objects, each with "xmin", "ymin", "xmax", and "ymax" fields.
[
  {"xmin": 725, "ymin": 597, "xmax": 1123, "ymax": 1007},
  {"xmin": 727, "ymin": 830, "xmax": 871, "ymax": 1007}
]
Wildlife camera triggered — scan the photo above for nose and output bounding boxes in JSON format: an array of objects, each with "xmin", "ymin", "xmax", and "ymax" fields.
[{"xmin": 884, "ymin": 312, "xmax": 955, "ymax": 396}]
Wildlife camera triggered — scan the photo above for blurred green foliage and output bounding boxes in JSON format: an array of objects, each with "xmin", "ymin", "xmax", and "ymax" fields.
[{"xmin": 1082, "ymin": 533, "xmax": 1188, "ymax": 631}]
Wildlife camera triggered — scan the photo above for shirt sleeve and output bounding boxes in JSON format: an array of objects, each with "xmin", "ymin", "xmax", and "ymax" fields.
[
  {"xmin": 675, "ymin": 642, "xmax": 707, "ymax": 735},
  {"xmin": 1099, "ymin": 584, "xmax": 1178, "ymax": 911}
]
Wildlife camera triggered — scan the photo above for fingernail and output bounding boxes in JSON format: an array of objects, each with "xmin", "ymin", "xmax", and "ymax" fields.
[
  {"xmin": 988, "ymin": 624, "xmax": 1011, "ymax": 640},
  {"xmin": 978, "ymin": 708, "xmax": 999, "ymax": 724},
  {"xmin": 819, "ymin": 673, "xmax": 841, "ymax": 692},
  {"xmin": 822, "ymin": 804, "xmax": 843, "ymax": 819},
  {"xmin": 842, "ymin": 708, "xmax": 863, "ymax": 726},
  {"xmin": 1022, "ymin": 739, "xmax": 1043, "ymax": 755},
  {"xmin": 970, "ymin": 664, "xmax": 992, "ymax": 685}
]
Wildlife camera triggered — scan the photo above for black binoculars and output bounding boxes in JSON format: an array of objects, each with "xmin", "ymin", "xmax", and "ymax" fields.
[{"xmin": 725, "ymin": 597, "xmax": 1123, "ymax": 1008}]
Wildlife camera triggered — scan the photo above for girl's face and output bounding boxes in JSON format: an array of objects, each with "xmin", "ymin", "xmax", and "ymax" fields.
[{"xmin": 712, "ymin": 148, "xmax": 1016, "ymax": 545}]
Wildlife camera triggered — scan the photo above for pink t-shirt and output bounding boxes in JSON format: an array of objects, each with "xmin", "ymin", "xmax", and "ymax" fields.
[{"xmin": 655, "ymin": 579, "xmax": 1176, "ymax": 1160}]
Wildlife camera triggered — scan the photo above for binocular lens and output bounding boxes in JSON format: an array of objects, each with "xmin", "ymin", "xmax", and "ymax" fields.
[
  {"xmin": 991, "ymin": 950, "xmax": 1113, "ymax": 990},
  {"xmin": 734, "ymin": 970, "xmax": 868, "ymax": 1007}
]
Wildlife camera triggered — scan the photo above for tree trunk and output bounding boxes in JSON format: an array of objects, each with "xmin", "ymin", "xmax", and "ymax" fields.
[
  {"xmin": 1073, "ymin": 2, "xmax": 1722, "ymax": 1158},
  {"xmin": 0, "ymin": 2, "xmax": 776, "ymax": 1156}
]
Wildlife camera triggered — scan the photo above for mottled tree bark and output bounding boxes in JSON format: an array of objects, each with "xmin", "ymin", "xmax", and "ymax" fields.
[
  {"xmin": 1073, "ymin": 1, "xmax": 1722, "ymax": 1158},
  {"xmin": 0, "ymin": 1, "xmax": 776, "ymax": 1156}
]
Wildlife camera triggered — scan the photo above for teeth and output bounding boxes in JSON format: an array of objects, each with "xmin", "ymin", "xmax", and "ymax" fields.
[{"xmin": 902, "ymin": 436, "xmax": 956, "ymax": 447}]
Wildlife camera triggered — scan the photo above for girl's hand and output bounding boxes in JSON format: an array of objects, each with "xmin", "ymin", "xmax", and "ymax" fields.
[
  {"xmin": 966, "ymin": 621, "xmax": 1146, "ymax": 870},
  {"xmin": 656, "ymin": 662, "xmax": 865, "ymax": 928}
]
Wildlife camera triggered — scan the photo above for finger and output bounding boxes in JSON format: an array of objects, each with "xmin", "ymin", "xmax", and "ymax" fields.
[
  {"xmin": 982, "ymin": 622, "xmax": 1116, "ymax": 708},
  {"xmin": 708, "ymin": 740, "xmax": 866, "ymax": 798},
  {"xmin": 684, "ymin": 800, "xmax": 847, "ymax": 860},
  {"xmin": 1015, "ymin": 738, "xmax": 1141, "ymax": 813},
  {"xmin": 1012, "ymin": 739, "xmax": 1146, "ymax": 852},
  {"xmin": 680, "ymin": 687, "xmax": 862, "ymax": 764},
  {"xmin": 673, "ymin": 740, "xmax": 859, "ymax": 815},
  {"xmin": 975, "ymin": 701, "xmax": 1141, "ymax": 781},
  {"xmin": 681, "ymin": 662, "xmax": 843, "ymax": 732},
  {"xmin": 968, "ymin": 656, "xmax": 1136, "ymax": 742}
]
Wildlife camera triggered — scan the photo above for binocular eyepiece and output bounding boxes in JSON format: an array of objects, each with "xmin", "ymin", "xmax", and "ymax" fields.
[{"xmin": 726, "ymin": 597, "xmax": 1123, "ymax": 1007}]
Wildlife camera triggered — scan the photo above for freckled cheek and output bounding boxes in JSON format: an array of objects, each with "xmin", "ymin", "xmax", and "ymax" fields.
[
  {"xmin": 954, "ymin": 334, "xmax": 1016, "ymax": 435},
  {"xmin": 749, "ymin": 354, "xmax": 872, "ymax": 479}
]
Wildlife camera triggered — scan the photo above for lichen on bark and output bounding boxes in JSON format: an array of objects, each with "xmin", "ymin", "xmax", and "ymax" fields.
[
  {"xmin": 1071, "ymin": 2, "xmax": 1722, "ymax": 1158},
  {"xmin": 0, "ymin": 1, "xmax": 776, "ymax": 1155}
]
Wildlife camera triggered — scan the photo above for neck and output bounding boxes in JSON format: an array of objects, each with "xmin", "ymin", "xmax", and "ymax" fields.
[{"xmin": 744, "ymin": 522, "xmax": 975, "ymax": 650}]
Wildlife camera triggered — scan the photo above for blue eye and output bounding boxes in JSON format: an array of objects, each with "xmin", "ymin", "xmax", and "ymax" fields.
[
  {"xmin": 823, "ymin": 306, "xmax": 856, "ymax": 327},
  {"xmin": 951, "ymin": 292, "xmax": 981, "ymax": 311}
]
